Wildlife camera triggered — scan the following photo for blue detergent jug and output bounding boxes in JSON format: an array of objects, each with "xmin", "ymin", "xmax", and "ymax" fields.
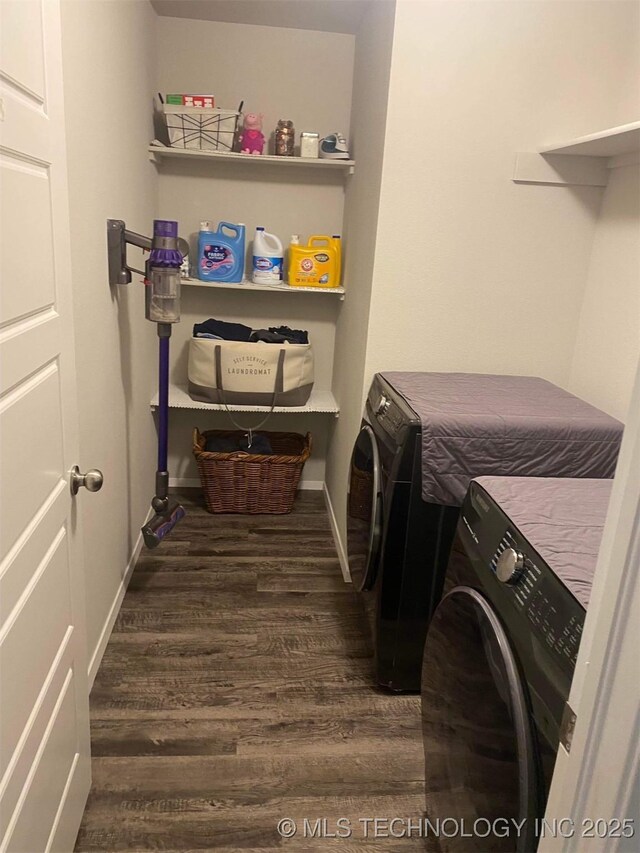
[{"xmin": 198, "ymin": 221, "xmax": 246, "ymax": 283}]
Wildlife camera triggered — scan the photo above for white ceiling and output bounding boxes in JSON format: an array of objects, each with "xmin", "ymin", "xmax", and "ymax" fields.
[{"xmin": 150, "ymin": 0, "xmax": 371, "ymax": 34}]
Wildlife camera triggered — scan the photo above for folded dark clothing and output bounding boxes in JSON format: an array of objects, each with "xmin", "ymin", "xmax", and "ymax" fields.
[
  {"xmin": 268, "ymin": 325, "xmax": 309, "ymax": 344},
  {"xmin": 238, "ymin": 433, "xmax": 273, "ymax": 454},
  {"xmin": 193, "ymin": 318, "xmax": 252, "ymax": 341},
  {"xmin": 204, "ymin": 436, "xmax": 238, "ymax": 452},
  {"xmin": 250, "ymin": 329, "xmax": 288, "ymax": 344},
  {"xmin": 193, "ymin": 320, "xmax": 308, "ymax": 345},
  {"xmin": 205, "ymin": 433, "xmax": 274, "ymax": 455}
]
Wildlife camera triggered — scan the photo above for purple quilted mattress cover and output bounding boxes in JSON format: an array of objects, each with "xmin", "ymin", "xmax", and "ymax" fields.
[
  {"xmin": 473, "ymin": 476, "xmax": 613, "ymax": 608},
  {"xmin": 382, "ymin": 372, "xmax": 622, "ymax": 506}
]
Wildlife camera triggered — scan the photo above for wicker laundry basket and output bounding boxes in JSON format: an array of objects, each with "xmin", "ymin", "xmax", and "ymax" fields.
[{"xmin": 193, "ymin": 429, "xmax": 312, "ymax": 514}]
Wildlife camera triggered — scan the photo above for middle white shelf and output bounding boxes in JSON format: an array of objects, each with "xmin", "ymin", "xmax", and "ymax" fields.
[
  {"xmin": 182, "ymin": 277, "xmax": 345, "ymax": 299},
  {"xmin": 152, "ymin": 383, "xmax": 339, "ymax": 416}
]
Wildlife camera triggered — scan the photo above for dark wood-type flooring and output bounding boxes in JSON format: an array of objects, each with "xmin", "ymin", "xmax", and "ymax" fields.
[{"xmin": 75, "ymin": 491, "xmax": 427, "ymax": 851}]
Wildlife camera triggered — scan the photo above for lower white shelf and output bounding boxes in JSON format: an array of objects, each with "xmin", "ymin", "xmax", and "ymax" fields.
[{"xmin": 152, "ymin": 383, "xmax": 339, "ymax": 415}]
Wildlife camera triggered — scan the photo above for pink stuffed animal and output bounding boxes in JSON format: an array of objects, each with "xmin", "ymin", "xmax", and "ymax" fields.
[{"xmin": 238, "ymin": 113, "xmax": 265, "ymax": 155}]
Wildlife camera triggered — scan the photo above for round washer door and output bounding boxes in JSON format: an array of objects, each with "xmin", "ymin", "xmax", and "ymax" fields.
[
  {"xmin": 346, "ymin": 425, "xmax": 383, "ymax": 592},
  {"xmin": 421, "ymin": 586, "xmax": 539, "ymax": 852}
]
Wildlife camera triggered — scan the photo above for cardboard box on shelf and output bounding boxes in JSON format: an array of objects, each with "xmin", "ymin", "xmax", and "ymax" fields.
[{"xmin": 166, "ymin": 94, "xmax": 215, "ymax": 108}]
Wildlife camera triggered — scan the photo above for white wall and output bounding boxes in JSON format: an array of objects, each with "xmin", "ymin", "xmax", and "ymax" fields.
[
  {"xmin": 155, "ymin": 17, "xmax": 354, "ymax": 485},
  {"xmin": 61, "ymin": 0, "xmax": 158, "ymax": 679},
  {"xmin": 325, "ymin": 0, "xmax": 396, "ymax": 544},
  {"xmin": 325, "ymin": 0, "xmax": 640, "ymax": 556},
  {"xmin": 365, "ymin": 0, "xmax": 640, "ymax": 387},
  {"xmin": 156, "ymin": 16, "xmax": 354, "ymax": 150},
  {"xmin": 569, "ymin": 162, "xmax": 640, "ymax": 421}
]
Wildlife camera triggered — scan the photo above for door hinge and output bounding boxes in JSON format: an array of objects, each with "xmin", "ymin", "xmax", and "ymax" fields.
[{"xmin": 560, "ymin": 701, "xmax": 577, "ymax": 753}]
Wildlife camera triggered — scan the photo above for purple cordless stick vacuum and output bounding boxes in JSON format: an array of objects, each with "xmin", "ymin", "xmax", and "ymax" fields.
[{"xmin": 141, "ymin": 220, "xmax": 186, "ymax": 548}]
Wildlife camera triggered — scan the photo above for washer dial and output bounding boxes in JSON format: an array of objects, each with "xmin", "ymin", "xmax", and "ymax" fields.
[{"xmin": 496, "ymin": 548, "xmax": 525, "ymax": 584}]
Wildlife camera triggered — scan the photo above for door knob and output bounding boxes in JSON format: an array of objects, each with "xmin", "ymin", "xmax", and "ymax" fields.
[{"xmin": 70, "ymin": 466, "xmax": 104, "ymax": 495}]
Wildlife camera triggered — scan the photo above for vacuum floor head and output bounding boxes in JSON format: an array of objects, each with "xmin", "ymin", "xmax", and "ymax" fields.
[{"xmin": 142, "ymin": 499, "xmax": 186, "ymax": 549}]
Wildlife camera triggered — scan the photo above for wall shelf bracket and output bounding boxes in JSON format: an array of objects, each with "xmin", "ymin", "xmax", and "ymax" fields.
[
  {"xmin": 512, "ymin": 152, "xmax": 608, "ymax": 187},
  {"xmin": 513, "ymin": 122, "xmax": 640, "ymax": 187}
]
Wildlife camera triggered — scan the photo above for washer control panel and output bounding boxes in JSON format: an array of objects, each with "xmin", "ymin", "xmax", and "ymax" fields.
[
  {"xmin": 367, "ymin": 385, "xmax": 409, "ymax": 440},
  {"xmin": 377, "ymin": 402, "xmax": 406, "ymax": 438},
  {"xmin": 490, "ymin": 530, "xmax": 584, "ymax": 671},
  {"xmin": 375, "ymin": 394, "xmax": 391, "ymax": 416}
]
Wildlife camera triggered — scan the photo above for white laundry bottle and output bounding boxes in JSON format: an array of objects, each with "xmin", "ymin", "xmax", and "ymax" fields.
[{"xmin": 252, "ymin": 227, "xmax": 284, "ymax": 284}]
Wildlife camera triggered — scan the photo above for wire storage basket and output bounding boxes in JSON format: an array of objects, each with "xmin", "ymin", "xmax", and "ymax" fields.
[
  {"xmin": 193, "ymin": 429, "xmax": 312, "ymax": 514},
  {"xmin": 163, "ymin": 106, "xmax": 240, "ymax": 152}
]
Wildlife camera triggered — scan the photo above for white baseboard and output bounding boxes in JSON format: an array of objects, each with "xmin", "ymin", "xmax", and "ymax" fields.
[
  {"xmin": 169, "ymin": 477, "xmax": 204, "ymax": 488},
  {"xmin": 298, "ymin": 480, "xmax": 324, "ymax": 491},
  {"xmin": 323, "ymin": 483, "xmax": 351, "ymax": 584},
  {"xmin": 87, "ymin": 508, "xmax": 152, "ymax": 689},
  {"xmin": 169, "ymin": 477, "xmax": 324, "ymax": 490}
]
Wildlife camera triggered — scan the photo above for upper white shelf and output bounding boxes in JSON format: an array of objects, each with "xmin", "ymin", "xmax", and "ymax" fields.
[
  {"xmin": 152, "ymin": 383, "xmax": 339, "ymax": 415},
  {"xmin": 149, "ymin": 144, "xmax": 355, "ymax": 175},
  {"xmin": 182, "ymin": 277, "xmax": 344, "ymax": 299},
  {"xmin": 539, "ymin": 121, "xmax": 640, "ymax": 157}
]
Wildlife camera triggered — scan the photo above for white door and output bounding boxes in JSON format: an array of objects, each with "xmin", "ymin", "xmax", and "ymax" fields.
[
  {"xmin": 540, "ymin": 357, "xmax": 640, "ymax": 851},
  {"xmin": 0, "ymin": 1, "xmax": 92, "ymax": 850}
]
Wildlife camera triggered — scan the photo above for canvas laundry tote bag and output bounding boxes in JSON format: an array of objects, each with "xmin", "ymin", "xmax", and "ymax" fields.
[{"xmin": 188, "ymin": 338, "xmax": 314, "ymax": 406}]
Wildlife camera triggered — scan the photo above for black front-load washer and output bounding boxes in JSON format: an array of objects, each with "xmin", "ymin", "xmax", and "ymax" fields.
[
  {"xmin": 347, "ymin": 371, "xmax": 621, "ymax": 693},
  {"xmin": 421, "ymin": 476, "xmax": 611, "ymax": 852},
  {"xmin": 346, "ymin": 373, "xmax": 459, "ymax": 691}
]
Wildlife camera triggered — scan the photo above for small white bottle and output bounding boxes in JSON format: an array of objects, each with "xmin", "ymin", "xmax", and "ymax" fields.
[
  {"xmin": 300, "ymin": 132, "xmax": 319, "ymax": 158},
  {"xmin": 252, "ymin": 227, "xmax": 284, "ymax": 284}
]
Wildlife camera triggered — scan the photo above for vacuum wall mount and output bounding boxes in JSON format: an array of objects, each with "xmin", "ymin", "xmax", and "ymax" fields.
[{"xmin": 107, "ymin": 218, "xmax": 152, "ymax": 285}]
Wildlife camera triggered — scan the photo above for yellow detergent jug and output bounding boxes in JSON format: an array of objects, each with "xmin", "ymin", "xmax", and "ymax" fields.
[
  {"xmin": 331, "ymin": 235, "xmax": 342, "ymax": 286},
  {"xmin": 289, "ymin": 235, "xmax": 338, "ymax": 287}
]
